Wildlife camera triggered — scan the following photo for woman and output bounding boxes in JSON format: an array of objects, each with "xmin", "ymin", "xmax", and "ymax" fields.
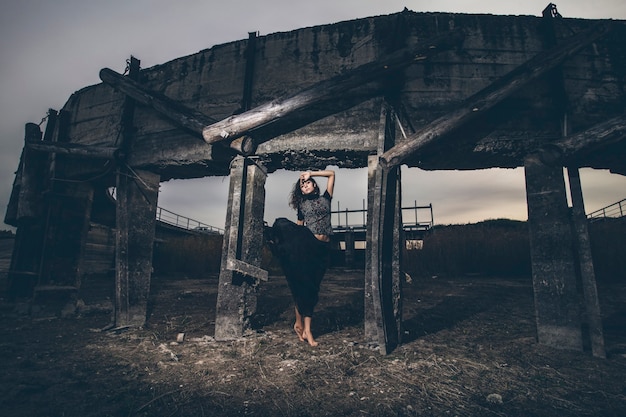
[
  {"xmin": 290, "ymin": 170, "xmax": 335, "ymax": 242},
  {"xmin": 286, "ymin": 169, "xmax": 335, "ymax": 346}
]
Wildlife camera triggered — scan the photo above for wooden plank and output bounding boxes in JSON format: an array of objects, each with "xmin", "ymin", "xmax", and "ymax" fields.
[
  {"xmin": 518, "ymin": 114, "xmax": 626, "ymax": 185},
  {"xmin": 99, "ymin": 67, "xmax": 216, "ymax": 134},
  {"xmin": 226, "ymin": 258, "xmax": 268, "ymax": 282},
  {"xmin": 552, "ymin": 113, "xmax": 626, "ymax": 158},
  {"xmin": 27, "ymin": 140, "xmax": 119, "ymax": 159},
  {"xmin": 201, "ymin": 29, "xmax": 464, "ymax": 144},
  {"xmin": 379, "ymin": 22, "xmax": 611, "ymax": 170},
  {"xmin": 99, "ymin": 68, "xmax": 256, "ymax": 156},
  {"xmin": 365, "ymin": 102, "xmax": 403, "ymax": 354}
]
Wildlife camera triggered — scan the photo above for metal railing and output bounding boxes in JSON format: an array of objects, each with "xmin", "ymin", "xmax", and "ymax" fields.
[
  {"xmin": 332, "ymin": 200, "xmax": 434, "ymax": 232},
  {"xmin": 587, "ymin": 198, "xmax": 626, "ymax": 222},
  {"xmin": 156, "ymin": 207, "xmax": 224, "ymax": 234},
  {"xmin": 156, "ymin": 199, "xmax": 434, "ymax": 236}
]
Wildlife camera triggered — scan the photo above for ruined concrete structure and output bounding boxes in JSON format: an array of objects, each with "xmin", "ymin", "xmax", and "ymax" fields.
[{"xmin": 5, "ymin": 6, "xmax": 626, "ymax": 355}]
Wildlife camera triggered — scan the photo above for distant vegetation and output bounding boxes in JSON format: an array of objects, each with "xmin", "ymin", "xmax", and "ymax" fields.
[
  {"xmin": 403, "ymin": 219, "xmax": 531, "ymax": 278},
  {"xmin": 153, "ymin": 233, "xmax": 223, "ymax": 277},
  {"xmin": 152, "ymin": 218, "xmax": 625, "ymax": 283},
  {"xmin": 403, "ymin": 217, "xmax": 625, "ymax": 281},
  {"xmin": 0, "ymin": 230, "xmax": 14, "ymax": 238},
  {"xmin": 588, "ymin": 217, "xmax": 626, "ymax": 282}
]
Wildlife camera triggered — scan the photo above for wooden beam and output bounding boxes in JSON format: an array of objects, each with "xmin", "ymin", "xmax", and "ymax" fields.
[
  {"xmin": 100, "ymin": 67, "xmax": 259, "ymax": 156},
  {"xmin": 365, "ymin": 102, "xmax": 403, "ymax": 355},
  {"xmin": 201, "ymin": 29, "xmax": 465, "ymax": 144},
  {"xmin": 552, "ymin": 113, "xmax": 626, "ymax": 157},
  {"xmin": 27, "ymin": 140, "xmax": 120, "ymax": 159},
  {"xmin": 379, "ymin": 22, "xmax": 611, "ymax": 170},
  {"xmin": 226, "ymin": 258, "xmax": 268, "ymax": 282},
  {"xmin": 100, "ymin": 67, "xmax": 215, "ymax": 133},
  {"xmin": 528, "ymin": 113, "xmax": 626, "ymax": 166}
]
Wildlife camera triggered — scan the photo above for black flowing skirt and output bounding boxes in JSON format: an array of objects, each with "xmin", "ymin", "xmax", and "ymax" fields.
[{"xmin": 264, "ymin": 218, "xmax": 329, "ymax": 317}]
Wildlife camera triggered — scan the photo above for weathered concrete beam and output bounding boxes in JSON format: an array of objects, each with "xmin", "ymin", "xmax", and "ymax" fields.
[
  {"xmin": 379, "ymin": 22, "xmax": 611, "ymax": 170},
  {"xmin": 202, "ymin": 29, "xmax": 464, "ymax": 144}
]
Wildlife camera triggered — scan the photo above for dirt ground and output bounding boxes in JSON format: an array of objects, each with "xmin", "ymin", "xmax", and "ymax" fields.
[{"xmin": 0, "ymin": 239, "xmax": 625, "ymax": 416}]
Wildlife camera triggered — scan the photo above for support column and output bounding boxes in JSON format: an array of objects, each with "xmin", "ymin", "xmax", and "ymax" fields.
[
  {"xmin": 365, "ymin": 102, "xmax": 403, "ymax": 354},
  {"xmin": 344, "ymin": 229, "xmax": 355, "ymax": 268},
  {"xmin": 115, "ymin": 168, "xmax": 160, "ymax": 327},
  {"xmin": 39, "ymin": 181, "xmax": 94, "ymax": 288},
  {"xmin": 215, "ymin": 156, "xmax": 267, "ymax": 340},
  {"xmin": 524, "ymin": 153, "xmax": 582, "ymax": 351},
  {"xmin": 6, "ymin": 123, "xmax": 47, "ymax": 299},
  {"xmin": 35, "ymin": 181, "xmax": 94, "ymax": 316},
  {"xmin": 567, "ymin": 167, "xmax": 605, "ymax": 358}
]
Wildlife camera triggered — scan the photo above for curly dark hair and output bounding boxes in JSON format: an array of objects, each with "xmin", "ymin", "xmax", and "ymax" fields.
[{"xmin": 289, "ymin": 177, "xmax": 319, "ymax": 210}]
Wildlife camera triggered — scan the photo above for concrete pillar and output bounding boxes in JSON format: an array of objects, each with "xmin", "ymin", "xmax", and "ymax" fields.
[
  {"xmin": 344, "ymin": 229, "xmax": 355, "ymax": 268},
  {"xmin": 364, "ymin": 101, "xmax": 403, "ymax": 354},
  {"xmin": 39, "ymin": 181, "xmax": 94, "ymax": 287},
  {"xmin": 567, "ymin": 167, "xmax": 605, "ymax": 358},
  {"xmin": 114, "ymin": 169, "xmax": 160, "ymax": 327},
  {"xmin": 34, "ymin": 181, "xmax": 94, "ymax": 317},
  {"xmin": 215, "ymin": 157, "xmax": 267, "ymax": 340},
  {"xmin": 524, "ymin": 153, "xmax": 582, "ymax": 351},
  {"xmin": 6, "ymin": 123, "xmax": 47, "ymax": 299}
]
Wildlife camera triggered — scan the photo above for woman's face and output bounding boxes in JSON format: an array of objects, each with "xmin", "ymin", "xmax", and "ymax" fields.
[{"xmin": 300, "ymin": 179, "xmax": 315, "ymax": 195}]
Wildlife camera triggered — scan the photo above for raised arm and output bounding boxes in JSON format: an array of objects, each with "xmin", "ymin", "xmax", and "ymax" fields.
[{"xmin": 300, "ymin": 169, "xmax": 335, "ymax": 197}]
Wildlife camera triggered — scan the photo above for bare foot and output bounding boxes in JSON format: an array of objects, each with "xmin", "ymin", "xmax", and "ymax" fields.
[
  {"xmin": 294, "ymin": 323, "xmax": 305, "ymax": 342},
  {"xmin": 302, "ymin": 330, "xmax": 318, "ymax": 347}
]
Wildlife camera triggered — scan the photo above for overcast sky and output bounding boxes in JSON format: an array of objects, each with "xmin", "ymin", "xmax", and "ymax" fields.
[{"xmin": 1, "ymin": 0, "xmax": 625, "ymax": 230}]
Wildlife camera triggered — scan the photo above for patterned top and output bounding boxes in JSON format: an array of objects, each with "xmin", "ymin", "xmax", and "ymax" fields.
[{"xmin": 297, "ymin": 190, "xmax": 333, "ymax": 235}]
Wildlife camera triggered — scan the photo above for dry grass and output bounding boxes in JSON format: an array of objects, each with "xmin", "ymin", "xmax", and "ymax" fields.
[{"xmin": 2, "ymin": 269, "xmax": 624, "ymax": 417}]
